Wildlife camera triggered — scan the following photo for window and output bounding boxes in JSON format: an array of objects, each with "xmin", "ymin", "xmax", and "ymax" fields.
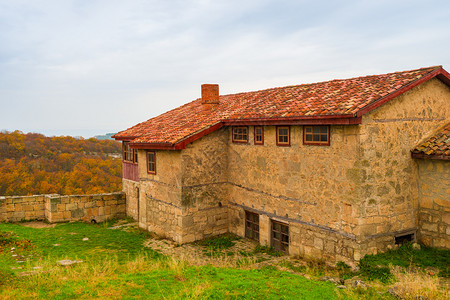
[
  {"xmin": 147, "ymin": 151, "xmax": 156, "ymax": 174},
  {"xmin": 245, "ymin": 211, "xmax": 260, "ymax": 241},
  {"xmin": 276, "ymin": 126, "xmax": 290, "ymax": 146},
  {"xmin": 232, "ymin": 126, "xmax": 248, "ymax": 143},
  {"xmin": 254, "ymin": 126, "xmax": 264, "ymax": 145},
  {"xmin": 303, "ymin": 126, "xmax": 330, "ymax": 145},
  {"xmin": 271, "ymin": 220, "xmax": 289, "ymax": 253},
  {"xmin": 123, "ymin": 142, "xmax": 138, "ymax": 163},
  {"xmin": 123, "ymin": 142, "xmax": 133, "ymax": 162}
]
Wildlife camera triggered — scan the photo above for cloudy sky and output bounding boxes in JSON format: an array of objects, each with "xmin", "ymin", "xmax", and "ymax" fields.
[{"xmin": 1, "ymin": 0, "xmax": 449, "ymax": 137}]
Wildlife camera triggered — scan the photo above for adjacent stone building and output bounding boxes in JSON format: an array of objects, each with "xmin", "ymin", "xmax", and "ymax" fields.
[
  {"xmin": 113, "ymin": 66, "xmax": 450, "ymax": 264},
  {"xmin": 411, "ymin": 123, "xmax": 450, "ymax": 249}
]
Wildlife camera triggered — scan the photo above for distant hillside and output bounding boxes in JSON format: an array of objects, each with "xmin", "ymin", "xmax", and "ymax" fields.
[
  {"xmin": 0, "ymin": 131, "xmax": 122, "ymax": 196},
  {"xmin": 93, "ymin": 133, "xmax": 116, "ymax": 140}
]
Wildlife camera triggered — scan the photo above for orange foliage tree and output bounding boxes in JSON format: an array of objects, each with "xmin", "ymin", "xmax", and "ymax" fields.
[{"xmin": 0, "ymin": 131, "xmax": 122, "ymax": 196}]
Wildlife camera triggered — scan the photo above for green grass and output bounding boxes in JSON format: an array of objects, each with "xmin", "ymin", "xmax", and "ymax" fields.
[
  {"xmin": 0, "ymin": 220, "xmax": 159, "ymax": 262},
  {"xmin": 0, "ymin": 221, "xmax": 341, "ymax": 299},
  {"xmin": 197, "ymin": 234, "xmax": 240, "ymax": 257},
  {"xmin": 252, "ymin": 245, "xmax": 284, "ymax": 257},
  {"xmin": 3, "ymin": 221, "xmax": 446, "ymax": 299},
  {"xmin": 2, "ymin": 264, "xmax": 338, "ymax": 299},
  {"xmin": 358, "ymin": 242, "xmax": 450, "ymax": 282}
]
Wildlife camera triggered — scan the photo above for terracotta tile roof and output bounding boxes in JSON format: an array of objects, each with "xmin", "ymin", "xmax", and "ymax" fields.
[
  {"xmin": 412, "ymin": 123, "xmax": 450, "ymax": 160},
  {"xmin": 113, "ymin": 66, "xmax": 450, "ymax": 149}
]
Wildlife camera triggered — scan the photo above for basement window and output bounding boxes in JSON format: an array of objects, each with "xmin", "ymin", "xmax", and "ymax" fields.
[
  {"xmin": 232, "ymin": 126, "xmax": 249, "ymax": 143},
  {"xmin": 303, "ymin": 126, "xmax": 330, "ymax": 146},
  {"xmin": 271, "ymin": 220, "xmax": 289, "ymax": 253},
  {"xmin": 147, "ymin": 151, "xmax": 156, "ymax": 174},
  {"xmin": 395, "ymin": 233, "xmax": 415, "ymax": 245},
  {"xmin": 245, "ymin": 211, "xmax": 260, "ymax": 241},
  {"xmin": 276, "ymin": 126, "xmax": 290, "ymax": 146},
  {"xmin": 254, "ymin": 126, "xmax": 264, "ymax": 145}
]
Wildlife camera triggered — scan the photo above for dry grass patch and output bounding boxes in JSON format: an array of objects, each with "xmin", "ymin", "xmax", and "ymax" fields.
[{"xmin": 389, "ymin": 265, "xmax": 448, "ymax": 300}]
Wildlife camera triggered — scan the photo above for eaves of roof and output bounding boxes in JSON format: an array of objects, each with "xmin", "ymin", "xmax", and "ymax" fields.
[
  {"xmin": 410, "ymin": 153, "xmax": 450, "ymax": 160},
  {"xmin": 130, "ymin": 122, "xmax": 225, "ymax": 150},
  {"xmin": 113, "ymin": 136, "xmax": 138, "ymax": 141},
  {"xmin": 127, "ymin": 115, "xmax": 363, "ymax": 150}
]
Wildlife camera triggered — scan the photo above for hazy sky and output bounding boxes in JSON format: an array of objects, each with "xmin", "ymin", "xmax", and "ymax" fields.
[{"xmin": 1, "ymin": 0, "xmax": 449, "ymax": 137}]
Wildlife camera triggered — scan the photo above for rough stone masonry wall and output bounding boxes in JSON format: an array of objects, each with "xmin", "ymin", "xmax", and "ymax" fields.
[
  {"xmin": 416, "ymin": 159, "xmax": 449, "ymax": 249},
  {"xmin": 138, "ymin": 149, "xmax": 184, "ymax": 242},
  {"xmin": 180, "ymin": 127, "xmax": 229, "ymax": 243},
  {"xmin": 227, "ymin": 124, "xmax": 361, "ymax": 264},
  {"xmin": 356, "ymin": 78, "xmax": 450, "ymax": 256},
  {"xmin": 133, "ymin": 128, "xmax": 229, "ymax": 244},
  {"xmin": 0, "ymin": 195, "xmax": 46, "ymax": 222},
  {"xmin": 46, "ymin": 192, "xmax": 126, "ymax": 223},
  {"xmin": 0, "ymin": 192, "xmax": 125, "ymax": 223},
  {"xmin": 123, "ymin": 179, "xmax": 139, "ymax": 221}
]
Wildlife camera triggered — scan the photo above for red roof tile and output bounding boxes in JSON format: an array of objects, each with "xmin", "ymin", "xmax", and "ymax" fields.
[
  {"xmin": 113, "ymin": 66, "xmax": 450, "ymax": 149},
  {"xmin": 412, "ymin": 123, "xmax": 450, "ymax": 160}
]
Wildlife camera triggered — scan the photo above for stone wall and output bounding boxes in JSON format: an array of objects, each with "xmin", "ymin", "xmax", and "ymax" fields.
[
  {"xmin": 137, "ymin": 149, "xmax": 183, "ymax": 241},
  {"xmin": 45, "ymin": 192, "xmax": 126, "ymax": 223},
  {"xmin": 229, "ymin": 203, "xmax": 360, "ymax": 264},
  {"xmin": 123, "ymin": 179, "xmax": 139, "ymax": 221},
  {"xmin": 0, "ymin": 192, "xmax": 125, "ymax": 223},
  {"xmin": 417, "ymin": 159, "xmax": 450, "ymax": 249},
  {"xmin": 227, "ymin": 124, "xmax": 361, "ymax": 263},
  {"xmin": 0, "ymin": 195, "xmax": 46, "ymax": 222},
  {"xmin": 180, "ymin": 127, "xmax": 229, "ymax": 243},
  {"xmin": 356, "ymin": 78, "xmax": 450, "ymax": 256},
  {"xmin": 134, "ymin": 128, "xmax": 229, "ymax": 244}
]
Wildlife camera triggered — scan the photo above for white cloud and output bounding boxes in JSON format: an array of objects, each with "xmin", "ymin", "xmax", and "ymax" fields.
[{"xmin": 1, "ymin": 0, "xmax": 449, "ymax": 137}]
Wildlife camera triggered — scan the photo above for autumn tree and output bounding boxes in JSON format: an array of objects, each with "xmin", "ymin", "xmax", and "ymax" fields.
[{"xmin": 0, "ymin": 131, "xmax": 122, "ymax": 196}]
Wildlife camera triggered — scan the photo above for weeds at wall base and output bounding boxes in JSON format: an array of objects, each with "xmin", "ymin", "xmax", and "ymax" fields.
[{"xmin": 252, "ymin": 245, "xmax": 284, "ymax": 257}]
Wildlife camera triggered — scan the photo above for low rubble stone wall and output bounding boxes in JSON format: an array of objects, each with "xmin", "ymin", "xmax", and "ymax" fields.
[{"xmin": 0, "ymin": 192, "xmax": 126, "ymax": 223}]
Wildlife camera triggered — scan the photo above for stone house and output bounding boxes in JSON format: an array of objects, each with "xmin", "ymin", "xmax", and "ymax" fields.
[{"xmin": 113, "ymin": 66, "xmax": 449, "ymax": 264}]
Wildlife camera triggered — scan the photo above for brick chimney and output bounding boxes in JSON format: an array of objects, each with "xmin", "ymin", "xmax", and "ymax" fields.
[{"xmin": 201, "ymin": 84, "xmax": 219, "ymax": 104}]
